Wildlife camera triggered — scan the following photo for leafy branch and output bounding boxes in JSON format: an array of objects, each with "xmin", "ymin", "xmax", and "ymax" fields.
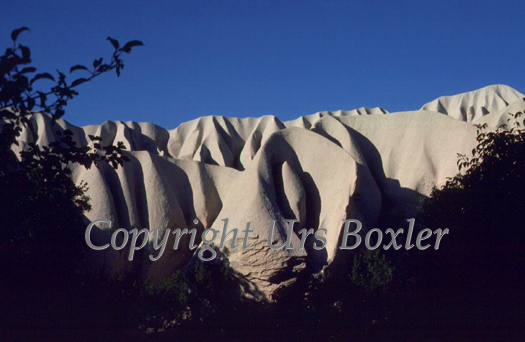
[
  {"xmin": 0, "ymin": 27, "xmax": 143, "ymax": 155},
  {"xmin": 0, "ymin": 27, "xmax": 143, "ymax": 175}
]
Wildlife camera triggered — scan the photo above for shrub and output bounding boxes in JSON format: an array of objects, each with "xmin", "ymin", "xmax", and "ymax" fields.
[
  {"xmin": 0, "ymin": 27, "xmax": 141, "ymax": 336},
  {"xmin": 414, "ymin": 110, "xmax": 525, "ymax": 332},
  {"xmin": 351, "ymin": 249, "xmax": 394, "ymax": 293}
]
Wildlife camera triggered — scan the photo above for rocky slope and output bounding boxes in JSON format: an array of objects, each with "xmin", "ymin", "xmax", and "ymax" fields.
[{"xmin": 14, "ymin": 84, "xmax": 525, "ymax": 298}]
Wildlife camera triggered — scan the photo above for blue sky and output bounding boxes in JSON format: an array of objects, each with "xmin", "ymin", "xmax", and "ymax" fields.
[{"xmin": 2, "ymin": 0, "xmax": 525, "ymax": 129}]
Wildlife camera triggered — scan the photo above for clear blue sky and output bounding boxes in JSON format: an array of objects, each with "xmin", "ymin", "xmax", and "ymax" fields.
[{"xmin": 2, "ymin": 0, "xmax": 525, "ymax": 129}]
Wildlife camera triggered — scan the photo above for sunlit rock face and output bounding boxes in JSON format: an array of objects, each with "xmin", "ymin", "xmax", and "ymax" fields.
[{"xmin": 14, "ymin": 84, "xmax": 524, "ymax": 298}]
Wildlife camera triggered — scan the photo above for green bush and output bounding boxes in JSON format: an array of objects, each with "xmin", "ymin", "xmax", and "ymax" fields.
[{"xmin": 351, "ymin": 249, "xmax": 394, "ymax": 293}]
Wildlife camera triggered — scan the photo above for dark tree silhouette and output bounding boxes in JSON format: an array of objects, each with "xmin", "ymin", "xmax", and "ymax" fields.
[
  {"xmin": 415, "ymin": 110, "xmax": 525, "ymax": 337},
  {"xmin": 0, "ymin": 27, "xmax": 143, "ymax": 338}
]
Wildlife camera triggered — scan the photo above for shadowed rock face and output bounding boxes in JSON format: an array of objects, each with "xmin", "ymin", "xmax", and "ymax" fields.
[{"xmin": 13, "ymin": 84, "xmax": 525, "ymax": 298}]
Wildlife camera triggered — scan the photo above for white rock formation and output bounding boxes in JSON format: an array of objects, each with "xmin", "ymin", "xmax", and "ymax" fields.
[
  {"xmin": 420, "ymin": 84, "xmax": 523, "ymax": 122},
  {"xmin": 13, "ymin": 84, "xmax": 525, "ymax": 298}
]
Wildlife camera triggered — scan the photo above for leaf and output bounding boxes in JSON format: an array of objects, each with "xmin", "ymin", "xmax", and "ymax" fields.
[
  {"xmin": 93, "ymin": 58, "xmax": 103, "ymax": 68},
  {"xmin": 20, "ymin": 67, "xmax": 36, "ymax": 74},
  {"xmin": 71, "ymin": 78, "xmax": 88, "ymax": 87},
  {"xmin": 54, "ymin": 108, "xmax": 65, "ymax": 120},
  {"xmin": 19, "ymin": 45, "xmax": 31, "ymax": 61},
  {"xmin": 11, "ymin": 27, "xmax": 30, "ymax": 42},
  {"xmin": 30, "ymin": 72, "xmax": 55, "ymax": 85},
  {"xmin": 106, "ymin": 36, "xmax": 119, "ymax": 50},
  {"xmin": 27, "ymin": 97, "xmax": 35, "ymax": 111},
  {"xmin": 70, "ymin": 64, "xmax": 89, "ymax": 73},
  {"xmin": 88, "ymin": 135, "xmax": 103, "ymax": 141},
  {"xmin": 121, "ymin": 40, "xmax": 144, "ymax": 53},
  {"xmin": 57, "ymin": 70, "xmax": 66, "ymax": 81},
  {"xmin": 97, "ymin": 64, "xmax": 109, "ymax": 73}
]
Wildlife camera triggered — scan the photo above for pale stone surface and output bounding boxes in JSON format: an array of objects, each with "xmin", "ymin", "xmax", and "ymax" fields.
[
  {"xmin": 14, "ymin": 84, "xmax": 525, "ymax": 298},
  {"xmin": 420, "ymin": 84, "xmax": 523, "ymax": 122}
]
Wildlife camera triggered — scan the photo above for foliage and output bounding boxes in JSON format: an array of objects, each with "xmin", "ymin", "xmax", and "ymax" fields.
[
  {"xmin": 83, "ymin": 271, "xmax": 189, "ymax": 332},
  {"xmin": 0, "ymin": 27, "xmax": 141, "ymax": 261},
  {"xmin": 141, "ymin": 271, "xmax": 189, "ymax": 329},
  {"xmin": 0, "ymin": 27, "xmax": 142, "ymax": 337},
  {"xmin": 418, "ymin": 110, "xmax": 525, "ymax": 231},
  {"xmin": 0, "ymin": 27, "xmax": 143, "ymax": 164},
  {"xmin": 0, "ymin": 130, "xmax": 129, "ymax": 257},
  {"xmin": 0, "ymin": 27, "xmax": 142, "ymax": 238},
  {"xmin": 414, "ymin": 110, "xmax": 525, "ymax": 333},
  {"xmin": 263, "ymin": 248, "xmax": 397, "ymax": 340},
  {"xmin": 351, "ymin": 249, "xmax": 394, "ymax": 293},
  {"xmin": 186, "ymin": 260, "xmax": 250, "ymax": 319}
]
